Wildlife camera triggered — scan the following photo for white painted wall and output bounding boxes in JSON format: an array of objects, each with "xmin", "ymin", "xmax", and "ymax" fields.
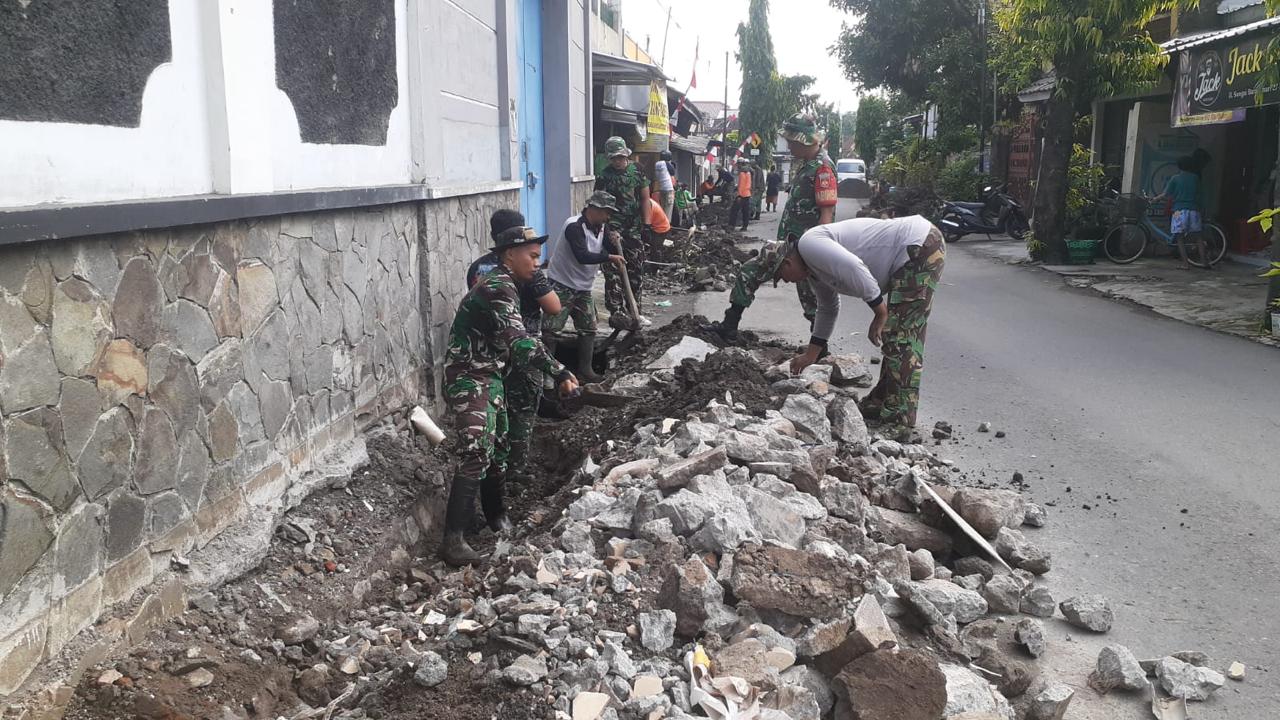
[{"xmin": 570, "ymin": 0, "xmax": 591, "ymax": 177}]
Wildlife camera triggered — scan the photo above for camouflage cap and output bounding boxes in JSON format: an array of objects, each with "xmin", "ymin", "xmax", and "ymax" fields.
[
  {"xmin": 491, "ymin": 225, "xmax": 548, "ymax": 253},
  {"xmin": 781, "ymin": 113, "xmax": 826, "ymax": 146},
  {"xmin": 761, "ymin": 239, "xmax": 798, "ymax": 286},
  {"xmin": 586, "ymin": 191, "xmax": 619, "ymax": 212},
  {"xmin": 604, "ymin": 136, "xmax": 632, "ymax": 158}
]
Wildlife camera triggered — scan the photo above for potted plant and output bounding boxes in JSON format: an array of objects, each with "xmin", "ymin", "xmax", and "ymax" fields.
[{"xmin": 1064, "ymin": 144, "xmax": 1108, "ymax": 264}]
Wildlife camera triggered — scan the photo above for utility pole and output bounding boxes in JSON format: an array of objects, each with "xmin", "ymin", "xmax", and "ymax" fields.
[
  {"xmin": 977, "ymin": 0, "xmax": 988, "ymax": 174},
  {"xmin": 722, "ymin": 51, "xmax": 729, "ymax": 169},
  {"xmin": 660, "ymin": 6, "xmax": 672, "ymax": 68}
]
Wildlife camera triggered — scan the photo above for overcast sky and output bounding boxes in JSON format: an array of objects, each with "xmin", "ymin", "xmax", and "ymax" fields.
[{"xmin": 619, "ymin": 0, "xmax": 864, "ymax": 114}]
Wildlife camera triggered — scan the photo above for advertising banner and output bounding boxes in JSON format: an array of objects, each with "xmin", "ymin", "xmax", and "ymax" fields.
[{"xmin": 1172, "ymin": 34, "xmax": 1280, "ymax": 127}]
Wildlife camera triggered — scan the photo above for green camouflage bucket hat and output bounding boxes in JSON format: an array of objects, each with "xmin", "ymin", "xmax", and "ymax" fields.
[
  {"xmin": 762, "ymin": 238, "xmax": 799, "ymax": 286},
  {"xmin": 586, "ymin": 191, "xmax": 619, "ymax": 213},
  {"xmin": 781, "ymin": 113, "xmax": 826, "ymax": 146},
  {"xmin": 604, "ymin": 136, "xmax": 632, "ymax": 158}
]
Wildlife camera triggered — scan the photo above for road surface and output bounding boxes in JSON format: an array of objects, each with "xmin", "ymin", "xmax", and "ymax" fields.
[{"xmin": 685, "ymin": 196, "xmax": 1280, "ymax": 717}]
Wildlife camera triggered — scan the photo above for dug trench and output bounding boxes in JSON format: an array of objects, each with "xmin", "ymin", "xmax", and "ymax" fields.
[{"xmin": 58, "ymin": 316, "xmax": 1229, "ymax": 720}]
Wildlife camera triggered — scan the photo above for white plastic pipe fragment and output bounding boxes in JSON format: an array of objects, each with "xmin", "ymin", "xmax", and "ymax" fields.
[{"xmin": 409, "ymin": 406, "xmax": 446, "ymax": 446}]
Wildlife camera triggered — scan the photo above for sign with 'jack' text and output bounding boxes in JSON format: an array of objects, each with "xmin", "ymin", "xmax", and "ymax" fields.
[{"xmin": 1172, "ymin": 33, "xmax": 1280, "ymax": 127}]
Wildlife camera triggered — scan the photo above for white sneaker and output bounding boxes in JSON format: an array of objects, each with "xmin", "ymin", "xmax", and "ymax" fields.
[{"xmin": 638, "ymin": 315, "xmax": 653, "ymax": 328}]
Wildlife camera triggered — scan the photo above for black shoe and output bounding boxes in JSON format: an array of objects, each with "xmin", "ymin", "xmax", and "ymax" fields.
[
  {"xmin": 440, "ymin": 531, "xmax": 483, "ymax": 566},
  {"xmin": 575, "ymin": 336, "xmax": 603, "ymax": 383},
  {"xmin": 487, "ymin": 513, "xmax": 515, "ymax": 534},
  {"xmin": 710, "ymin": 304, "xmax": 744, "ymax": 343}
]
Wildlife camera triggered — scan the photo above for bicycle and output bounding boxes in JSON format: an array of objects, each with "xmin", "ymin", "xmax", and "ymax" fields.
[{"xmin": 1101, "ymin": 194, "xmax": 1226, "ymax": 267}]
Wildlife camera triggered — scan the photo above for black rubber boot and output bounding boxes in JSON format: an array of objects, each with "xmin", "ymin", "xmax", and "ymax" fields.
[
  {"xmin": 576, "ymin": 335, "xmax": 603, "ymax": 382},
  {"xmin": 711, "ymin": 304, "xmax": 744, "ymax": 343},
  {"xmin": 440, "ymin": 531, "xmax": 483, "ymax": 566}
]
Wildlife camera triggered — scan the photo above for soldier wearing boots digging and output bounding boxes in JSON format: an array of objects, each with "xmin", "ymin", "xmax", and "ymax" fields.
[
  {"xmin": 465, "ymin": 210, "xmax": 564, "ymax": 487},
  {"xmin": 712, "ymin": 113, "xmax": 837, "ymax": 341},
  {"xmin": 595, "ymin": 136, "xmax": 652, "ymax": 330},
  {"xmin": 440, "ymin": 217, "xmax": 579, "ymax": 566}
]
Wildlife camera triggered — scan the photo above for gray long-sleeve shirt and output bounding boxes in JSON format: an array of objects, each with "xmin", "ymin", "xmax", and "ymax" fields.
[{"xmin": 798, "ymin": 216, "xmax": 935, "ymax": 342}]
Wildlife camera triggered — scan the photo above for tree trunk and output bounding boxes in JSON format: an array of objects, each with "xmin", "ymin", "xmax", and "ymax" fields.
[{"xmin": 1031, "ymin": 88, "xmax": 1076, "ymax": 264}]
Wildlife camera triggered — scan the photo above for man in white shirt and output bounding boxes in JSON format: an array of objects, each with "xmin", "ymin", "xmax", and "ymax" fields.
[
  {"xmin": 652, "ymin": 150, "xmax": 676, "ymax": 222},
  {"xmin": 775, "ymin": 215, "xmax": 947, "ymax": 439}
]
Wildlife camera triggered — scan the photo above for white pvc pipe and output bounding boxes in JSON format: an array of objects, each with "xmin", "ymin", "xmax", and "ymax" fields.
[{"xmin": 409, "ymin": 406, "xmax": 446, "ymax": 446}]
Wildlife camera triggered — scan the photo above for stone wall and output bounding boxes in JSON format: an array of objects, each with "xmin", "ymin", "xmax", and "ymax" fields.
[
  {"xmin": 570, "ymin": 179, "xmax": 596, "ymax": 221},
  {"xmin": 0, "ymin": 203, "xmax": 423, "ymax": 697}
]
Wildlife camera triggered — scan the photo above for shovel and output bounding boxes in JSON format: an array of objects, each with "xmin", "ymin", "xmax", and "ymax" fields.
[
  {"xmin": 563, "ymin": 383, "xmax": 638, "ymax": 409},
  {"xmin": 610, "ymin": 232, "xmax": 645, "ymax": 334}
]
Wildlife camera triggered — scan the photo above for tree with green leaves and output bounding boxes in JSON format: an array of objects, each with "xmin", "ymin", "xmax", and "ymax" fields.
[
  {"xmin": 1259, "ymin": 0, "xmax": 1280, "ymax": 330},
  {"xmin": 997, "ymin": 0, "xmax": 1193, "ymax": 262},
  {"xmin": 736, "ymin": 0, "xmax": 784, "ymax": 159},
  {"xmin": 853, "ymin": 96, "xmax": 890, "ymax": 166}
]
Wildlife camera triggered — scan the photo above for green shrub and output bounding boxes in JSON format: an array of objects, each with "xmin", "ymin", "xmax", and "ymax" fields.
[{"xmin": 935, "ymin": 150, "xmax": 991, "ymax": 202}]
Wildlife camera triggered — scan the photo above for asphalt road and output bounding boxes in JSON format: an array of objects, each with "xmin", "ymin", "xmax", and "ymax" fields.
[{"xmin": 687, "ymin": 197, "xmax": 1280, "ymax": 717}]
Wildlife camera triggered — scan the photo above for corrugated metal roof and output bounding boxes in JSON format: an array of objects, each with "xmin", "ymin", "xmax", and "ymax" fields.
[
  {"xmin": 1217, "ymin": 0, "xmax": 1265, "ymax": 14},
  {"xmin": 1161, "ymin": 15, "xmax": 1280, "ymax": 52}
]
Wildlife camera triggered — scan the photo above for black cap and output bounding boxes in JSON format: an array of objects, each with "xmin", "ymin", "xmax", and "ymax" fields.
[
  {"xmin": 491, "ymin": 225, "xmax": 549, "ymax": 252},
  {"xmin": 490, "ymin": 209, "xmax": 526, "ymax": 240}
]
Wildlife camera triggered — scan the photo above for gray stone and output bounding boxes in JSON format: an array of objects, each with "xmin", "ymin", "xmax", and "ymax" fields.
[
  {"xmin": 276, "ymin": 614, "xmax": 321, "ymax": 644},
  {"xmin": 657, "ymin": 555, "xmax": 736, "ymax": 637},
  {"xmin": 941, "ymin": 663, "xmax": 1014, "ymax": 719},
  {"xmin": 818, "ymin": 479, "xmax": 866, "ymax": 524},
  {"xmin": 258, "ymin": 379, "xmax": 294, "ymax": 440},
  {"xmin": 53, "ymin": 502, "xmax": 103, "ymax": 589},
  {"xmin": 113, "ymin": 257, "xmax": 165, "ymax": 348},
  {"xmin": 50, "ymin": 278, "xmax": 112, "ymax": 377},
  {"xmin": 340, "ymin": 287, "xmax": 364, "ymax": 343},
  {"xmin": 0, "ymin": 490, "xmax": 54, "ymax": 598},
  {"xmin": 60, "ymin": 378, "xmax": 102, "ymax": 461},
  {"xmin": 104, "ymin": 492, "xmax": 146, "ymax": 562},
  {"xmin": 166, "ymin": 300, "xmax": 220, "ymax": 363},
  {"xmin": 93, "ymin": 338, "xmax": 149, "ymax": 404},
  {"xmin": 568, "ymin": 491, "xmax": 613, "ymax": 520},
  {"xmin": 207, "ymin": 402, "xmax": 239, "ymax": 464},
  {"xmin": 1059, "ymin": 594, "xmax": 1114, "ymax": 633},
  {"xmin": 1029, "ymin": 681, "xmax": 1074, "ymax": 720},
  {"xmin": 1155, "ymin": 657, "xmax": 1225, "ymax": 701},
  {"xmin": 1091, "ymin": 645, "xmax": 1147, "ymax": 692},
  {"xmin": 207, "ymin": 270, "xmax": 241, "ymax": 339},
  {"xmin": 1021, "ymin": 585, "xmax": 1055, "ymax": 618},
  {"xmin": 148, "ymin": 345, "xmax": 200, "ymax": 436},
  {"xmin": 236, "ymin": 261, "xmax": 278, "ymax": 336},
  {"xmin": 135, "ymin": 408, "xmax": 179, "ymax": 495},
  {"xmin": 767, "ymin": 685, "xmax": 820, "ymax": 720},
  {"xmin": 503, "ymin": 654, "xmax": 548, "ymax": 686},
  {"xmin": 638, "ymin": 610, "xmax": 676, "ymax": 652},
  {"xmin": 78, "ymin": 408, "xmax": 136, "ymax": 500},
  {"xmin": 828, "ymin": 396, "xmax": 870, "ymax": 448},
  {"xmin": 248, "ymin": 311, "xmax": 292, "ymax": 384},
  {"xmin": 148, "ymin": 492, "xmax": 186, "ymax": 538},
  {"xmin": 713, "ymin": 639, "xmax": 779, "ymax": 688},
  {"xmin": 1023, "ymin": 502, "xmax": 1047, "ymax": 528},
  {"xmin": 739, "ymin": 487, "xmax": 806, "ymax": 548},
  {"xmin": 589, "ymin": 488, "xmax": 641, "ymax": 532},
  {"xmin": 228, "ymin": 382, "xmax": 264, "ymax": 445},
  {"xmin": 873, "ymin": 508, "xmax": 953, "ymax": 556},
  {"xmin": 6, "ymin": 412, "xmax": 78, "ymax": 511},
  {"xmin": 655, "ymin": 490, "xmax": 717, "ymax": 536},
  {"xmin": 302, "ymin": 350, "xmax": 333, "ymax": 393},
  {"xmin": 913, "ymin": 579, "xmax": 988, "ymax": 624},
  {"xmin": 994, "ymin": 527, "xmax": 1051, "ymax": 575},
  {"xmin": 559, "ymin": 521, "xmax": 595, "ymax": 555},
  {"xmin": 781, "ymin": 665, "xmax": 834, "ymax": 717},
  {"xmin": 982, "ymin": 574, "xmax": 1023, "ymax": 614},
  {"xmin": 413, "ymin": 651, "xmax": 448, "ymax": 688},
  {"xmin": 689, "ymin": 511, "xmax": 759, "ymax": 554},
  {"xmin": 908, "ymin": 548, "xmax": 935, "ymax": 580},
  {"xmin": 731, "ymin": 544, "xmax": 865, "ymax": 620},
  {"xmin": 834, "ymin": 649, "xmax": 947, "ymax": 720},
  {"xmin": 175, "ymin": 431, "xmax": 211, "ymax": 510},
  {"xmin": 1014, "ymin": 618, "xmax": 1046, "ymax": 658},
  {"xmin": 196, "ymin": 339, "xmax": 244, "ymax": 411},
  {"xmin": 781, "ymin": 394, "xmax": 832, "ymax": 444},
  {"xmin": 657, "ymin": 447, "xmax": 727, "ymax": 490},
  {"xmin": 954, "ymin": 488, "xmax": 1027, "ymax": 540},
  {"xmin": 0, "ymin": 329, "xmax": 61, "ymax": 414}
]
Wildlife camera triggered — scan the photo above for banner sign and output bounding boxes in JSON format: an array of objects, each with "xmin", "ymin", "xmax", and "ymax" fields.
[
  {"xmin": 1172, "ymin": 33, "xmax": 1280, "ymax": 127},
  {"xmin": 634, "ymin": 80, "xmax": 670, "ymax": 153}
]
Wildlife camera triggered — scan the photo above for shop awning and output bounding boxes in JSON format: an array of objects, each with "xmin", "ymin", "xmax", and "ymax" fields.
[
  {"xmin": 670, "ymin": 134, "xmax": 712, "ymax": 155},
  {"xmin": 1161, "ymin": 15, "xmax": 1280, "ymax": 53},
  {"xmin": 592, "ymin": 52, "xmax": 667, "ymax": 86}
]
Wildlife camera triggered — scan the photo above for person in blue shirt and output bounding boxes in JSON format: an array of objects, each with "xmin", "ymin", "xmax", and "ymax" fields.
[{"xmin": 1152, "ymin": 155, "xmax": 1210, "ymax": 269}]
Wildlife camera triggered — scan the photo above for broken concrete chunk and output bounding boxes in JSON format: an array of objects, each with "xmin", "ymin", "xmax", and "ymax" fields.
[
  {"xmin": 908, "ymin": 548, "xmax": 935, "ymax": 580},
  {"xmin": 953, "ymin": 487, "xmax": 1026, "ymax": 539},
  {"xmin": 647, "ymin": 336, "xmax": 716, "ymax": 369},
  {"xmin": 781, "ymin": 393, "xmax": 833, "ymax": 444},
  {"xmin": 503, "ymin": 654, "xmax": 548, "ymax": 686},
  {"xmin": 657, "ymin": 555, "xmax": 737, "ymax": 637},
  {"xmin": 713, "ymin": 638, "xmax": 779, "ymax": 688},
  {"xmin": 873, "ymin": 507, "xmax": 953, "ymax": 556},
  {"xmin": 828, "ymin": 395, "xmax": 870, "ymax": 448},
  {"xmin": 572, "ymin": 691, "xmax": 611, "ymax": 720},
  {"xmin": 1059, "ymin": 594, "xmax": 1114, "ymax": 633},
  {"xmin": 994, "ymin": 527, "xmax": 1051, "ymax": 574},
  {"xmin": 941, "ymin": 663, "xmax": 1015, "ymax": 719},
  {"xmin": 834, "ymin": 649, "xmax": 947, "ymax": 720},
  {"xmin": 275, "ymin": 614, "xmax": 321, "ymax": 645},
  {"xmin": 1029, "ymin": 681, "xmax": 1074, "ymax": 720},
  {"xmin": 1090, "ymin": 645, "xmax": 1148, "ymax": 693},
  {"xmin": 1021, "ymin": 585, "xmax": 1056, "ymax": 618},
  {"xmin": 982, "ymin": 574, "xmax": 1023, "ymax": 615},
  {"xmin": 823, "ymin": 353, "xmax": 872, "ymax": 386},
  {"xmin": 656, "ymin": 446, "xmax": 728, "ymax": 490},
  {"xmin": 413, "ymin": 651, "xmax": 448, "ymax": 688},
  {"xmin": 729, "ymin": 544, "xmax": 865, "ymax": 620},
  {"xmin": 1023, "ymin": 502, "xmax": 1047, "ymax": 528},
  {"xmin": 1155, "ymin": 656, "xmax": 1225, "ymax": 701},
  {"xmin": 1014, "ymin": 618, "xmax": 1046, "ymax": 658},
  {"xmin": 815, "ymin": 594, "xmax": 897, "ymax": 676},
  {"xmin": 766, "ymin": 684, "xmax": 820, "ymax": 720},
  {"xmin": 638, "ymin": 610, "xmax": 676, "ymax": 652},
  {"xmin": 1227, "ymin": 661, "xmax": 1246, "ymax": 681},
  {"xmin": 781, "ymin": 665, "xmax": 835, "ymax": 717},
  {"xmin": 913, "ymin": 579, "xmax": 988, "ymax": 624}
]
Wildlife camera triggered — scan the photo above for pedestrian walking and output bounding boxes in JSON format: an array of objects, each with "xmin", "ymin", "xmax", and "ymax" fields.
[
  {"xmin": 728, "ymin": 160, "xmax": 753, "ymax": 231},
  {"xmin": 750, "ymin": 160, "xmax": 765, "ymax": 220},
  {"xmin": 652, "ymin": 150, "xmax": 676, "ymax": 222},
  {"xmin": 766, "ymin": 164, "xmax": 782, "ymax": 213},
  {"xmin": 594, "ymin": 136, "xmax": 652, "ymax": 330},
  {"xmin": 711, "ymin": 113, "xmax": 837, "ymax": 340},
  {"xmin": 674, "ymin": 183, "xmax": 694, "ymax": 227},
  {"xmin": 440, "ymin": 213, "xmax": 579, "ymax": 566},
  {"xmin": 773, "ymin": 215, "xmax": 947, "ymax": 441},
  {"xmin": 543, "ymin": 192, "xmax": 626, "ymax": 383},
  {"xmin": 1150, "ymin": 155, "xmax": 1210, "ymax": 269},
  {"xmin": 464, "ymin": 211, "xmax": 563, "ymax": 488}
]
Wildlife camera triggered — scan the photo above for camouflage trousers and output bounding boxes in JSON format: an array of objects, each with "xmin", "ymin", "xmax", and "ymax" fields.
[
  {"xmin": 603, "ymin": 230, "xmax": 645, "ymax": 315},
  {"xmin": 864, "ymin": 227, "xmax": 946, "ymax": 429},
  {"xmin": 443, "ymin": 374, "xmax": 509, "ymax": 532},
  {"xmin": 729, "ymin": 253, "xmax": 818, "ymax": 324},
  {"xmin": 504, "ymin": 362, "xmax": 542, "ymax": 476},
  {"xmin": 542, "ymin": 282, "xmax": 598, "ymax": 336}
]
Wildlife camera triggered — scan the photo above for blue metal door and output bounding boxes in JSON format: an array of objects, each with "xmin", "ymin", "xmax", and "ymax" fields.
[{"xmin": 517, "ymin": 0, "xmax": 547, "ymax": 233}]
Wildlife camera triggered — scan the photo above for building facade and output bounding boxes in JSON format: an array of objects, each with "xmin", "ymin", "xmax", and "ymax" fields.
[{"xmin": 0, "ymin": 0, "xmax": 592, "ymax": 705}]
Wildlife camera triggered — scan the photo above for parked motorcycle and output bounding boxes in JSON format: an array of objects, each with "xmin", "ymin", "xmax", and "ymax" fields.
[{"xmin": 938, "ymin": 185, "xmax": 1030, "ymax": 241}]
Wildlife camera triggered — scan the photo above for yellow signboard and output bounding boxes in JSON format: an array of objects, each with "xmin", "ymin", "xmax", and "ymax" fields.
[{"xmin": 646, "ymin": 81, "xmax": 670, "ymax": 137}]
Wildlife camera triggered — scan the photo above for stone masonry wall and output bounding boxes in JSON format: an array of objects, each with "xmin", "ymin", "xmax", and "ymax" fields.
[{"xmin": 0, "ymin": 203, "xmax": 424, "ymax": 697}]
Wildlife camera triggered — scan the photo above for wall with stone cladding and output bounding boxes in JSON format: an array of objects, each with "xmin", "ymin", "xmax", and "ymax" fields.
[
  {"xmin": 417, "ymin": 188, "xmax": 521, "ymax": 403},
  {"xmin": 570, "ymin": 179, "xmax": 596, "ymax": 221},
  {"xmin": 0, "ymin": 203, "xmax": 423, "ymax": 696}
]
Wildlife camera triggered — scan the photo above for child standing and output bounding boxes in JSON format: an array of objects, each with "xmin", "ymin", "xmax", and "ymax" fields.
[{"xmin": 1152, "ymin": 156, "xmax": 1209, "ymax": 269}]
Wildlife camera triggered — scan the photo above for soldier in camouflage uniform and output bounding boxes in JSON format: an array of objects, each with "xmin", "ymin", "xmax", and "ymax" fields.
[
  {"xmin": 712, "ymin": 114, "xmax": 837, "ymax": 340},
  {"xmin": 595, "ymin": 136, "xmax": 652, "ymax": 328},
  {"xmin": 439, "ymin": 217, "xmax": 579, "ymax": 566}
]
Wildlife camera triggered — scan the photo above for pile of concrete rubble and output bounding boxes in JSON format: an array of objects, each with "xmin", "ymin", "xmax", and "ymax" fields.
[{"xmin": 388, "ymin": 342, "xmax": 1234, "ymax": 720}]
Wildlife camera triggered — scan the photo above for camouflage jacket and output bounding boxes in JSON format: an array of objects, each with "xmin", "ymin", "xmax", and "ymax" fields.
[
  {"xmin": 444, "ymin": 266, "xmax": 566, "ymax": 383},
  {"xmin": 595, "ymin": 163, "xmax": 649, "ymax": 234},
  {"xmin": 778, "ymin": 155, "xmax": 838, "ymax": 241}
]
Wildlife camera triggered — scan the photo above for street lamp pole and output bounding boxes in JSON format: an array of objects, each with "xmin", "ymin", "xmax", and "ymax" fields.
[{"xmin": 978, "ymin": 0, "xmax": 988, "ymax": 174}]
